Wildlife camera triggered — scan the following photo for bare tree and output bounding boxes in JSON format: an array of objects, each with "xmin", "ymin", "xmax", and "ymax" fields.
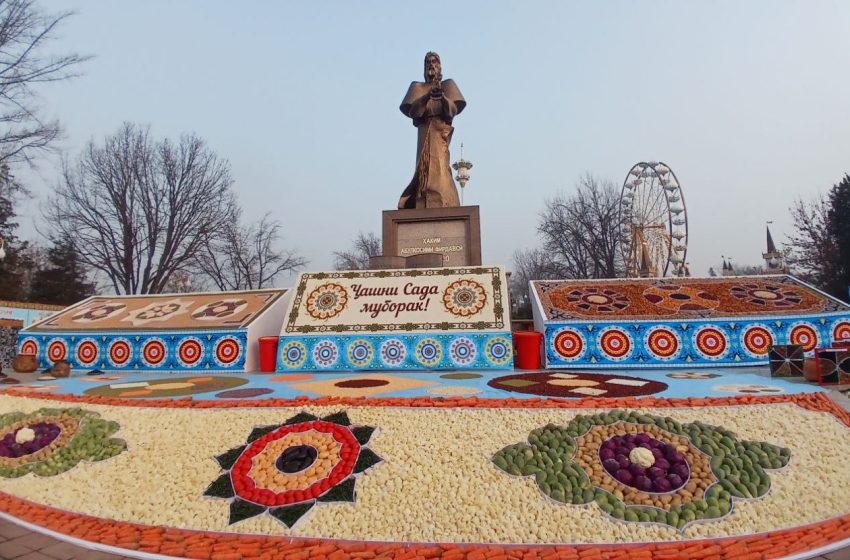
[
  {"xmin": 333, "ymin": 231, "xmax": 381, "ymax": 270},
  {"xmin": 510, "ymin": 247, "xmax": 561, "ymax": 319},
  {"xmin": 786, "ymin": 194, "xmax": 837, "ymax": 288},
  {"xmin": 537, "ymin": 174, "xmax": 623, "ymax": 279},
  {"xmin": 46, "ymin": 123, "xmax": 238, "ymax": 294},
  {"xmin": 0, "ymin": 0, "xmax": 88, "ymax": 164},
  {"xmin": 163, "ymin": 269, "xmax": 203, "ymax": 293},
  {"xmin": 195, "ymin": 213, "xmax": 307, "ymax": 290}
]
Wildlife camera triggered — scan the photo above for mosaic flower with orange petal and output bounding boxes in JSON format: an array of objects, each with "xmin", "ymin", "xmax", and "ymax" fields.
[{"xmin": 204, "ymin": 411, "xmax": 382, "ymax": 528}]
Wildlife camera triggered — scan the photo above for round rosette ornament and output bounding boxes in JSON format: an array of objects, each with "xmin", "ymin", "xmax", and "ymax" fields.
[
  {"xmin": 0, "ymin": 408, "xmax": 126, "ymax": 478},
  {"xmin": 306, "ymin": 283, "xmax": 349, "ymax": 320},
  {"xmin": 492, "ymin": 411, "xmax": 790, "ymax": 530},
  {"xmin": 442, "ymin": 278, "xmax": 487, "ymax": 317},
  {"xmin": 204, "ymin": 411, "xmax": 382, "ymax": 528}
]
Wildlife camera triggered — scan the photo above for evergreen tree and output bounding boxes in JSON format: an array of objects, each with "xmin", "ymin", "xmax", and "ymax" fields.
[
  {"xmin": 0, "ymin": 165, "xmax": 26, "ymax": 300},
  {"xmin": 788, "ymin": 173, "xmax": 850, "ymax": 302},
  {"xmin": 29, "ymin": 235, "xmax": 95, "ymax": 305},
  {"xmin": 826, "ymin": 174, "xmax": 850, "ymax": 300}
]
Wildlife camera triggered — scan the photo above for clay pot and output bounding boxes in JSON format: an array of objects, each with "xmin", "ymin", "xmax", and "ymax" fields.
[
  {"xmin": 12, "ymin": 353, "xmax": 38, "ymax": 373},
  {"xmin": 50, "ymin": 360, "xmax": 71, "ymax": 378},
  {"xmin": 803, "ymin": 358, "xmax": 820, "ymax": 382}
]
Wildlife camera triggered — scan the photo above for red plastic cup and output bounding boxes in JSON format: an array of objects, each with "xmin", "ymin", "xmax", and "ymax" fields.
[
  {"xmin": 258, "ymin": 336, "xmax": 280, "ymax": 373},
  {"xmin": 512, "ymin": 331, "xmax": 543, "ymax": 369}
]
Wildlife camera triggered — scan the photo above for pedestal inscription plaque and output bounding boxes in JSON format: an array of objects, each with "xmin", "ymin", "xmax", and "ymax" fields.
[
  {"xmin": 382, "ymin": 205, "xmax": 481, "ymax": 267},
  {"xmin": 397, "ymin": 219, "xmax": 467, "ymax": 266}
]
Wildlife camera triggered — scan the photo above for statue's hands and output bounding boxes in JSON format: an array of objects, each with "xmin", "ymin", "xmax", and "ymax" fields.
[{"xmin": 429, "ymin": 86, "xmax": 443, "ymax": 99}]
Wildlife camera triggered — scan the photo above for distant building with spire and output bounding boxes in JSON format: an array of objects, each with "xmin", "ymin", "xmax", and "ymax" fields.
[{"xmin": 762, "ymin": 224, "xmax": 787, "ymax": 273}]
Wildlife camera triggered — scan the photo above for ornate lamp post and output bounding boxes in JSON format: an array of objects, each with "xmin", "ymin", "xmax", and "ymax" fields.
[{"xmin": 452, "ymin": 143, "xmax": 473, "ymax": 205}]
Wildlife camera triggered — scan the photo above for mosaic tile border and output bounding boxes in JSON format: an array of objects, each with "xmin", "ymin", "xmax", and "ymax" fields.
[
  {"xmin": 16, "ymin": 330, "xmax": 248, "ymax": 372},
  {"xmin": 545, "ymin": 314, "xmax": 850, "ymax": 368},
  {"xmin": 276, "ymin": 332, "xmax": 513, "ymax": 371}
]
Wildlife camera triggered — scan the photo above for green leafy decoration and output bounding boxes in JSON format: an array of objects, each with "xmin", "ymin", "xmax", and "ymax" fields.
[
  {"xmin": 228, "ymin": 499, "xmax": 266, "ymax": 524},
  {"xmin": 354, "ymin": 448, "xmax": 383, "ymax": 474},
  {"xmin": 284, "ymin": 412, "xmax": 318, "ymax": 425},
  {"xmin": 247, "ymin": 425, "xmax": 279, "ymax": 443},
  {"xmin": 352, "ymin": 426, "xmax": 376, "ymax": 445},
  {"xmin": 269, "ymin": 502, "xmax": 315, "ymax": 528},
  {"xmin": 321, "ymin": 411, "xmax": 351, "ymax": 426},
  {"xmin": 215, "ymin": 445, "xmax": 246, "ymax": 470},
  {"xmin": 204, "ymin": 473, "xmax": 234, "ymax": 498},
  {"xmin": 317, "ymin": 477, "xmax": 356, "ymax": 502}
]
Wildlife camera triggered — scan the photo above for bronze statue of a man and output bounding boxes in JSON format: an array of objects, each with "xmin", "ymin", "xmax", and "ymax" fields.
[{"xmin": 398, "ymin": 52, "xmax": 466, "ymax": 209}]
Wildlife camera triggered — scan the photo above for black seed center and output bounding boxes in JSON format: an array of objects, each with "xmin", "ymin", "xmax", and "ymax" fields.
[{"xmin": 276, "ymin": 445, "xmax": 318, "ymax": 474}]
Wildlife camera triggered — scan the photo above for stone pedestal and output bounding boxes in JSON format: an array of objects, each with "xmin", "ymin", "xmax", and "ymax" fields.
[
  {"xmin": 380, "ymin": 206, "xmax": 481, "ymax": 268},
  {"xmin": 368, "ymin": 254, "xmax": 444, "ymax": 269}
]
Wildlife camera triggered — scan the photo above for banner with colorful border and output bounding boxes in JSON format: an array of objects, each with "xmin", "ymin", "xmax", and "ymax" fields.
[
  {"xmin": 278, "ymin": 267, "xmax": 512, "ymax": 371},
  {"xmin": 543, "ymin": 314, "xmax": 850, "ymax": 368},
  {"xmin": 282, "ymin": 267, "xmax": 509, "ymax": 334},
  {"xmin": 17, "ymin": 330, "xmax": 248, "ymax": 371}
]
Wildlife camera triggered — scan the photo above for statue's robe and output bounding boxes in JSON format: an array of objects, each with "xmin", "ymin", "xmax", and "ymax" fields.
[{"xmin": 398, "ymin": 79, "xmax": 466, "ymax": 209}]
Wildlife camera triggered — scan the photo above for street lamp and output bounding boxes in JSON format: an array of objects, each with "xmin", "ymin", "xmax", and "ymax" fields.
[{"xmin": 452, "ymin": 143, "xmax": 473, "ymax": 206}]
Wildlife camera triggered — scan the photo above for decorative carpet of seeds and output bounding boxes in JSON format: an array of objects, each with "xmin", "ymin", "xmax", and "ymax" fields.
[{"xmin": 1, "ymin": 391, "xmax": 849, "ymax": 555}]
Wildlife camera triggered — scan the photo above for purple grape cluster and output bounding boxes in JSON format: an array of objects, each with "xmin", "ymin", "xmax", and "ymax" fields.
[
  {"xmin": 599, "ymin": 432, "xmax": 690, "ymax": 493},
  {"xmin": 0, "ymin": 423, "xmax": 61, "ymax": 459}
]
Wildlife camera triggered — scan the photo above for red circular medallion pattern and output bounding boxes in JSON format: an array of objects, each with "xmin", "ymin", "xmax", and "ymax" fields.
[
  {"xmin": 215, "ymin": 338, "xmax": 241, "ymax": 365},
  {"xmin": 833, "ymin": 321, "xmax": 850, "ymax": 342},
  {"xmin": 47, "ymin": 340, "xmax": 67, "ymax": 362},
  {"xmin": 230, "ymin": 420, "xmax": 360, "ymax": 507},
  {"xmin": 553, "ymin": 329, "xmax": 585, "ymax": 360},
  {"xmin": 20, "ymin": 339, "xmax": 38, "ymax": 356},
  {"xmin": 599, "ymin": 329, "xmax": 631, "ymax": 359},
  {"xmin": 75, "ymin": 340, "xmax": 99, "ymax": 366},
  {"xmin": 742, "ymin": 326, "xmax": 773, "ymax": 356},
  {"xmin": 142, "ymin": 339, "xmax": 166, "ymax": 366},
  {"xmin": 694, "ymin": 327, "xmax": 727, "ymax": 358},
  {"xmin": 646, "ymin": 328, "xmax": 679, "ymax": 358},
  {"xmin": 178, "ymin": 338, "xmax": 203, "ymax": 366},
  {"xmin": 789, "ymin": 323, "xmax": 818, "ymax": 352},
  {"xmin": 108, "ymin": 339, "xmax": 131, "ymax": 366}
]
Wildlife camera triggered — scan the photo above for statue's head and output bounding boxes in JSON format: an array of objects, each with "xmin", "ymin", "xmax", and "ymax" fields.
[{"xmin": 424, "ymin": 52, "xmax": 442, "ymax": 83}]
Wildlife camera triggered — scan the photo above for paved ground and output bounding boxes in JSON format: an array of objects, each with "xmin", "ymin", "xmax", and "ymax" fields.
[
  {"xmin": 1, "ymin": 367, "xmax": 848, "ymax": 560},
  {"xmin": 0, "ymin": 518, "xmax": 135, "ymax": 559},
  {"xmin": 1, "ymin": 516, "xmax": 849, "ymax": 560}
]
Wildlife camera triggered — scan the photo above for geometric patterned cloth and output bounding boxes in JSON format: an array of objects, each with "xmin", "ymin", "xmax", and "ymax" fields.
[
  {"xmin": 768, "ymin": 344, "xmax": 805, "ymax": 377},
  {"xmin": 816, "ymin": 348, "xmax": 849, "ymax": 384}
]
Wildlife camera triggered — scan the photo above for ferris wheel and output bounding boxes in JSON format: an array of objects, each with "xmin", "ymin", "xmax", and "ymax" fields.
[{"xmin": 619, "ymin": 161, "xmax": 688, "ymax": 277}]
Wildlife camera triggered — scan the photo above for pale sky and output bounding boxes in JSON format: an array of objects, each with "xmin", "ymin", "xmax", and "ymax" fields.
[{"xmin": 18, "ymin": 1, "xmax": 850, "ymax": 285}]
